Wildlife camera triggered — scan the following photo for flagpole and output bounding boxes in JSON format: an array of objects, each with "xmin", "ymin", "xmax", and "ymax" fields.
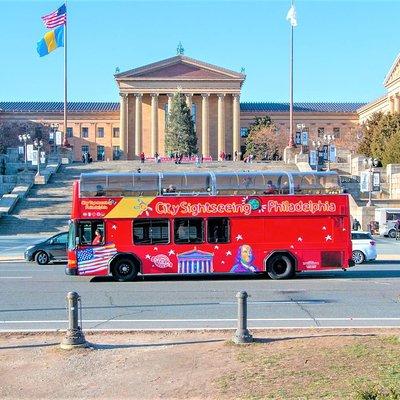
[
  {"xmin": 289, "ymin": 0, "xmax": 294, "ymax": 147},
  {"xmin": 63, "ymin": 2, "xmax": 69, "ymax": 147}
]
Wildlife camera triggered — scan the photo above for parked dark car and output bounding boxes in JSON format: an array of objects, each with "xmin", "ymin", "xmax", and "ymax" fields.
[{"xmin": 24, "ymin": 232, "xmax": 68, "ymax": 265}]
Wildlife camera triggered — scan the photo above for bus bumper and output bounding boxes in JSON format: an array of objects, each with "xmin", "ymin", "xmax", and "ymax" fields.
[{"xmin": 65, "ymin": 267, "xmax": 77, "ymax": 276}]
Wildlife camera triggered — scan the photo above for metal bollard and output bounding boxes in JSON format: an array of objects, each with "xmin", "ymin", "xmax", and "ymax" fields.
[
  {"xmin": 60, "ymin": 291, "xmax": 88, "ymax": 349},
  {"xmin": 233, "ymin": 291, "xmax": 253, "ymax": 344}
]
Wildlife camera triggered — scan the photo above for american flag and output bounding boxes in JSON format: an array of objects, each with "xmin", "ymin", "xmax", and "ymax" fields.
[
  {"xmin": 77, "ymin": 244, "xmax": 117, "ymax": 274},
  {"xmin": 41, "ymin": 4, "xmax": 67, "ymax": 29}
]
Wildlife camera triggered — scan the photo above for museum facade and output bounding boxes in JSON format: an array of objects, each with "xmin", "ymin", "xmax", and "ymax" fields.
[{"xmin": 2, "ymin": 53, "xmax": 397, "ymax": 161}]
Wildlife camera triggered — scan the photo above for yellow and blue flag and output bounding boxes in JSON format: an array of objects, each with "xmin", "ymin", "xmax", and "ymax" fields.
[{"xmin": 37, "ymin": 25, "xmax": 64, "ymax": 57}]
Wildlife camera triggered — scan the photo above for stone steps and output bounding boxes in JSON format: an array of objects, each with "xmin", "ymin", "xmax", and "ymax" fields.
[{"xmin": 1, "ymin": 160, "xmax": 300, "ymax": 236}]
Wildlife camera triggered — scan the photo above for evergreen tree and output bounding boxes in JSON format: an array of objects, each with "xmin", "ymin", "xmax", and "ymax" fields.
[{"xmin": 165, "ymin": 93, "xmax": 197, "ymax": 156}]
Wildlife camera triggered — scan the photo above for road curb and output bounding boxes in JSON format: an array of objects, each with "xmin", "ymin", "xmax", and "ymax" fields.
[{"xmin": 1, "ymin": 326, "xmax": 400, "ymax": 334}]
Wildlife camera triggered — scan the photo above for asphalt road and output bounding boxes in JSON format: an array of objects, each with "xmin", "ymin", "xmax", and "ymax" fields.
[{"xmin": 0, "ymin": 237, "xmax": 400, "ymax": 332}]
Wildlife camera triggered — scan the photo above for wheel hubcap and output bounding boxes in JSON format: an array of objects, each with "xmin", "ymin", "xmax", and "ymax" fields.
[
  {"xmin": 353, "ymin": 252, "xmax": 363, "ymax": 263},
  {"xmin": 119, "ymin": 264, "xmax": 131, "ymax": 275}
]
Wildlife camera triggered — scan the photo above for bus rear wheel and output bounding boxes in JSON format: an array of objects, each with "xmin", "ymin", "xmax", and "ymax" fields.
[
  {"xmin": 266, "ymin": 255, "xmax": 295, "ymax": 280},
  {"xmin": 111, "ymin": 258, "xmax": 138, "ymax": 282}
]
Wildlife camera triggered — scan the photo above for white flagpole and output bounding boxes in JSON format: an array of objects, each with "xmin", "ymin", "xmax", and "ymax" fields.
[
  {"xmin": 289, "ymin": 0, "xmax": 294, "ymax": 147},
  {"xmin": 63, "ymin": 1, "xmax": 69, "ymax": 147}
]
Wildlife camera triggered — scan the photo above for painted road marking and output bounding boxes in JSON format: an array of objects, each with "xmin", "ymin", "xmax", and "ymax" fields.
[
  {"xmin": 2, "ymin": 317, "xmax": 400, "ymax": 324},
  {"xmin": 0, "ymin": 277, "xmax": 32, "ymax": 279}
]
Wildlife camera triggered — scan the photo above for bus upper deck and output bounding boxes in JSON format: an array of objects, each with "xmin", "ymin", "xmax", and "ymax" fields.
[{"xmin": 78, "ymin": 170, "xmax": 342, "ymax": 198}]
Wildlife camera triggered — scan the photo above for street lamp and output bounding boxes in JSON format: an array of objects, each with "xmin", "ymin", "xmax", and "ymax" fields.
[
  {"xmin": 33, "ymin": 139, "xmax": 44, "ymax": 177},
  {"xmin": 50, "ymin": 123, "xmax": 59, "ymax": 154},
  {"xmin": 18, "ymin": 133, "xmax": 31, "ymax": 172},
  {"xmin": 297, "ymin": 123, "xmax": 306, "ymax": 153},
  {"xmin": 323, "ymin": 134, "xmax": 335, "ymax": 171},
  {"xmin": 311, "ymin": 140, "xmax": 322, "ymax": 171},
  {"xmin": 363, "ymin": 157, "xmax": 374, "ymax": 207}
]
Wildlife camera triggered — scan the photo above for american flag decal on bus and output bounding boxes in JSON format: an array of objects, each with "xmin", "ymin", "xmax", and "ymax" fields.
[{"xmin": 77, "ymin": 244, "xmax": 117, "ymax": 275}]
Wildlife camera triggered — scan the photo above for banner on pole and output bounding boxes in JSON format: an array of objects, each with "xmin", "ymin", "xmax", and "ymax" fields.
[
  {"xmin": 32, "ymin": 150, "xmax": 38, "ymax": 166},
  {"xmin": 56, "ymin": 131, "xmax": 62, "ymax": 146},
  {"xmin": 372, "ymin": 171, "xmax": 380, "ymax": 192},
  {"xmin": 26, "ymin": 144, "xmax": 34, "ymax": 161},
  {"xmin": 309, "ymin": 150, "xmax": 317, "ymax": 166},
  {"xmin": 360, "ymin": 171, "xmax": 369, "ymax": 193}
]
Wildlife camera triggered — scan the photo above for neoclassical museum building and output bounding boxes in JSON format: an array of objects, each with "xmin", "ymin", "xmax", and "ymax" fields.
[{"xmin": 1, "ymin": 53, "xmax": 400, "ymax": 161}]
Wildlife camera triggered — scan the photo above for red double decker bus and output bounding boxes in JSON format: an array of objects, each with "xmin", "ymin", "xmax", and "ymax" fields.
[{"xmin": 66, "ymin": 170, "xmax": 353, "ymax": 281}]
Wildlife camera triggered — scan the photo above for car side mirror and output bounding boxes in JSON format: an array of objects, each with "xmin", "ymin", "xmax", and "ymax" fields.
[
  {"xmin": 49, "ymin": 239, "xmax": 54, "ymax": 245},
  {"xmin": 75, "ymin": 237, "xmax": 80, "ymax": 246}
]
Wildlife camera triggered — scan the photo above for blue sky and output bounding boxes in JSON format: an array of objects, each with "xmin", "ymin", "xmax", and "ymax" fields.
[{"xmin": 1, "ymin": 1, "xmax": 399, "ymax": 103}]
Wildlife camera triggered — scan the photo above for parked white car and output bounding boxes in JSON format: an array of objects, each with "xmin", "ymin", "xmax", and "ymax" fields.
[{"xmin": 351, "ymin": 231, "xmax": 377, "ymax": 264}]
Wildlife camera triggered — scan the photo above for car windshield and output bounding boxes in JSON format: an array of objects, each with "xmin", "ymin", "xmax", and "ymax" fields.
[{"xmin": 351, "ymin": 232, "xmax": 373, "ymax": 240}]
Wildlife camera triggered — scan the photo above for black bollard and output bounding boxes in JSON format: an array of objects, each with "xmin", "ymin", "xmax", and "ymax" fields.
[
  {"xmin": 60, "ymin": 291, "xmax": 88, "ymax": 349},
  {"xmin": 233, "ymin": 291, "xmax": 253, "ymax": 344}
]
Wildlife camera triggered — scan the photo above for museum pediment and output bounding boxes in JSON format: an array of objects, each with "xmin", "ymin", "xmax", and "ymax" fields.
[
  {"xmin": 115, "ymin": 55, "xmax": 245, "ymax": 81},
  {"xmin": 384, "ymin": 53, "xmax": 400, "ymax": 87}
]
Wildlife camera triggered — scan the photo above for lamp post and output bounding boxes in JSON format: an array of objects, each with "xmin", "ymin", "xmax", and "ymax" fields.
[
  {"xmin": 50, "ymin": 123, "xmax": 59, "ymax": 155},
  {"xmin": 312, "ymin": 140, "xmax": 321, "ymax": 171},
  {"xmin": 323, "ymin": 134, "xmax": 335, "ymax": 171},
  {"xmin": 18, "ymin": 133, "xmax": 31, "ymax": 172},
  {"xmin": 33, "ymin": 139, "xmax": 44, "ymax": 177},
  {"xmin": 364, "ymin": 157, "xmax": 374, "ymax": 207},
  {"xmin": 297, "ymin": 123, "xmax": 306, "ymax": 153}
]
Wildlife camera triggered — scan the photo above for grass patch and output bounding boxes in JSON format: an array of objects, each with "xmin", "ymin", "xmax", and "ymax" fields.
[{"xmin": 215, "ymin": 334, "xmax": 400, "ymax": 399}]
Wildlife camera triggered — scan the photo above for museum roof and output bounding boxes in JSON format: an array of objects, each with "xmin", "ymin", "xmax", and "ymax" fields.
[
  {"xmin": 240, "ymin": 102, "xmax": 367, "ymax": 113},
  {"xmin": 0, "ymin": 101, "xmax": 366, "ymax": 114},
  {"xmin": 0, "ymin": 102, "xmax": 120, "ymax": 113}
]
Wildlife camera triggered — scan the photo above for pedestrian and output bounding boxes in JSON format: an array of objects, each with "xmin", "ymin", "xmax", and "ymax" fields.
[
  {"xmin": 195, "ymin": 155, "xmax": 200, "ymax": 167},
  {"xmin": 234, "ymin": 150, "xmax": 238, "ymax": 162},
  {"xmin": 140, "ymin": 152, "xmax": 145, "ymax": 163},
  {"xmin": 154, "ymin": 152, "xmax": 159, "ymax": 163},
  {"xmin": 395, "ymin": 219, "xmax": 400, "ymax": 240},
  {"xmin": 352, "ymin": 218, "xmax": 361, "ymax": 231}
]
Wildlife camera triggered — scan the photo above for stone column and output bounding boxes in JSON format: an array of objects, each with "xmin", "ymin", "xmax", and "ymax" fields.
[
  {"xmin": 119, "ymin": 93, "xmax": 128, "ymax": 158},
  {"xmin": 395, "ymin": 93, "xmax": 400, "ymax": 113},
  {"xmin": 134, "ymin": 93, "xmax": 142, "ymax": 156},
  {"xmin": 389, "ymin": 96, "xmax": 395, "ymax": 113},
  {"xmin": 186, "ymin": 93, "xmax": 193, "ymax": 113},
  {"xmin": 201, "ymin": 94, "xmax": 210, "ymax": 157},
  {"xmin": 151, "ymin": 93, "xmax": 159, "ymax": 156},
  {"xmin": 167, "ymin": 93, "xmax": 174, "ymax": 116},
  {"xmin": 232, "ymin": 94, "xmax": 241, "ymax": 156},
  {"xmin": 217, "ymin": 93, "xmax": 226, "ymax": 158}
]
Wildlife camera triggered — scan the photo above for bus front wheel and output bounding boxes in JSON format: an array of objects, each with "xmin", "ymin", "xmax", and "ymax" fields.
[
  {"xmin": 266, "ymin": 254, "xmax": 295, "ymax": 280},
  {"xmin": 111, "ymin": 258, "xmax": 138, "ymax": 282}
]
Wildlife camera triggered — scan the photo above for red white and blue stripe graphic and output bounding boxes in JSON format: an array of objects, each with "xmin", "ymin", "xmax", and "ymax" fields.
[
  {"xmin": 77, "ymin": 244, "xmax": 117, "ymax": 275},
  {"xmin": 41, "ymin": 4, "xmax": 67, "ymax": 29}
]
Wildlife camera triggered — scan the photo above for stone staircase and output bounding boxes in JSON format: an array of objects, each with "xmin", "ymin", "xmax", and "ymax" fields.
[{"xmin": 0, "ymin": 160, "xmax": 300, "ymax": 236}]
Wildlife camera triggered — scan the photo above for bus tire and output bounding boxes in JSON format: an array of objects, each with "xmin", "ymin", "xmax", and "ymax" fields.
[
  {"xmin": 388, "ymin": 229, "xmax": 396, "ymax": 239},
  {"xmin": 266, "ymin": 254, "xmax": 295, "ymax": 280},
  {"xmin": 111, "ymin": 258, "xmax": 138, "ymax": 282}
]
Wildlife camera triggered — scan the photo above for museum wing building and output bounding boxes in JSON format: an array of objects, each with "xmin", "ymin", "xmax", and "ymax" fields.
[{"xmin": 1, "ymin": 54, "xmax": 384, "ymax": 161}]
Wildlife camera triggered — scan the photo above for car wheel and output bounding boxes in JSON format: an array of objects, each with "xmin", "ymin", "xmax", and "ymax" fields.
[
  {"xmin": 266, "ymin": 255, "xmax": 295, "ymax": 280},
  {"xmin": 111, "ymin": 258, "xmax": 138, "ymax": 282},
  {"xmin": 388, "ymin": 229, "xmax": 396, "ymax": 239},
  {"xmin": 352, "ymin": 250, "xmax": 365, "ymax": 265},
  {"xmin": 35, "ymin": 251, "xmax": 49, "ymax": 265}
]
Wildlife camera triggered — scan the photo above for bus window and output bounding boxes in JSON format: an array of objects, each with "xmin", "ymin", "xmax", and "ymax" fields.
[
  {"xmin": 78, "ymin": 221, "xmax": 104, "ymax": 246},
  {"xmin": 207, "ymin": 218, "xmax": 230, "ymax": 243},
  {"xmin": 133, "ymin": 219, "xmax": 169, "ymax": 245},
  {"xmin": 174, "ymin": 218, "xmax": 203, "ymax": 244}
]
